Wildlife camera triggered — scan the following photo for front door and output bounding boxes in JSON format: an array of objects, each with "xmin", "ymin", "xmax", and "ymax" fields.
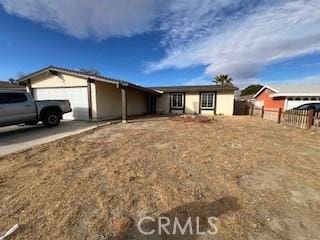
[
  {"xmin": 151, "ymin": 95, "xmax": 157, "ymax": 114},
  {"xmin": 147, "ymin": 95, "xmax": 157, "ymax": 114}
]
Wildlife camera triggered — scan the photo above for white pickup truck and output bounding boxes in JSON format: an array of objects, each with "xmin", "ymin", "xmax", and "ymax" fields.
[{"xmin": 0, "ymin": 90, "xmax": 72, "ymax": 127}]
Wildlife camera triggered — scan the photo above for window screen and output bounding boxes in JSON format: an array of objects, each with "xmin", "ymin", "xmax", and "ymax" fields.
[
  {"xmin": 171, "ymin": 93, "xmax": 184, "ymax": 108},
  {"xmin": 201, "ymin": 93, "xmax": 214, "ymax": 108}
]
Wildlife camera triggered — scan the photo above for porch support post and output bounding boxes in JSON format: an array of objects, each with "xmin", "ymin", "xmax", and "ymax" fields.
[
  {"xmin": 148, "ymin": 94, "xmax": 151, "ymax": 114},
  {"xmin": 27, "ymin": 79, "xmax": 34, "ymax": 98},
  {"xmin": 214, "ymin": 91, "xmax": 217, "ymax": 115},
  {"xmin": 87, "ymin": 78, "xmax": 94, "ymax": 120},
  {"xmin": 121, "ymin": 87, "xmax": 127, "ymax": 123}
]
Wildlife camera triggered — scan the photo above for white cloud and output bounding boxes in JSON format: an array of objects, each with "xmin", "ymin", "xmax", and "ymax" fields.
[
  {"xmin": 0, "ymin": 0, "xmax": 161, "ymax": 39},
  {"xmin": 146, "ymin": 0, "xmax": 320, "ymax": 82},
  {"xmin": 1, "ymin": 0, "xmax": 320, "ymax": 84}
]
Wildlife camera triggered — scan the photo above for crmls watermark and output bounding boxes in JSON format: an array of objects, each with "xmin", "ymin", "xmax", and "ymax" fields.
[{"xmin": 137, "ymin": 216, "xmax": 218, "ymax": 236}]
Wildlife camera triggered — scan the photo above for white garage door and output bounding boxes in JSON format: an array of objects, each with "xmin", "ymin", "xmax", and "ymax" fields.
[
  {"xmin": 286, "ymin": 99, "xmax": 320, "ymax": 110},
  {"xmin": 34, "ymin": 87, "xmax": 89, "ymax": 120}
]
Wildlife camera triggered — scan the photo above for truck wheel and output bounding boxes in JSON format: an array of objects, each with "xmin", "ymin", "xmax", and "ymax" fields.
[{"xmin": 42, "ymin": 111, "xmax": 61, "ymax": 127}]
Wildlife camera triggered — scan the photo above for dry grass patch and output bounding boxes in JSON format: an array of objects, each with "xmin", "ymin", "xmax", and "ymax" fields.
[{"xmin": 0, "ymin": 116, "xmax": 320, "ymax": 239}]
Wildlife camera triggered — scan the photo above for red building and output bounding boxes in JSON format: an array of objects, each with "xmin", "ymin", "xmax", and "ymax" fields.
[
  {"xmin": 253, "ymin": 84, "xmax": 320, "ymax": 110},
  {"xmin": 254, "ymin": 87, "xmax": 285, "ymax": 109}
]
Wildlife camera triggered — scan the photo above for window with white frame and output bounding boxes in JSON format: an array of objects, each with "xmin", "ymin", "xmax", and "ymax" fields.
[
  {"xmin": 201, "ymin": 93, "xmax": 214, "ymax": 109},
  {"xmin": 171, "ymin": 93, "xmax": 184, "ymax": 108}
]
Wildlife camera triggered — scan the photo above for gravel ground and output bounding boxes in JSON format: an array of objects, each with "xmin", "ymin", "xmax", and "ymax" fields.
[{"xmin": 0, "ymin": 116, "xmax": 319, "ymax": 240}]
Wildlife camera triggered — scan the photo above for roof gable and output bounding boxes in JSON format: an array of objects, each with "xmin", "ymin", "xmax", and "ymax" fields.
[
  {"xmin": 17, "ymin": 66, "xmax": 127, "ymax": 85},
  {"xmin": 253, "ymin": 86, "xmax": 278, "ymax": 99},
  {"xmin": 16, "ymin": 66, "xmax": 159, "ymax": 95}
]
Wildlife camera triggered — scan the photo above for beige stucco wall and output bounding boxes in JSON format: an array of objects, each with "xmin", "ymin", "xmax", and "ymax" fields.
[
  {"xmin": 185, "ymin": 92, "xmax": 199, "ymax": 114},
  {"xmin": 156, "ymin": 93, "xmax": 196, "ymax": 114},
  {"xmin": 156, "ymin": 90, "xmax": 235, "ymax": 116},
  {"xmin": 156, "ymin": 93, "xmax": 170, "ymax": 114},
  {"xmin": 30, "ymin": 72, "xmax": 87, "ymax": 88},
  {"xmin": 95, "ymin": 81, "xmax": 121, "ymax": 120},
  {"xmin": 127, "ymin": 88, "xmax": 148, "ymax": 116},
  {"xmin": 201, "ymin": 109, "xmax": 215, "ymax": 116},
  {"xmin": 95, "ymin": 82, "xmax": 148, "ymax": 120},
  {"xmin": 216, "ymin": 91, "xmax": 235, "ymax": 115}
]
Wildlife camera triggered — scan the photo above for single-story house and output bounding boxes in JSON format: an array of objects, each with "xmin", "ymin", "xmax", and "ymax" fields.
[
  {"xmin": 17, "ymin": 66, "xmax": 237, "ymax": 121},
  {"xmin": 254, "ymin": 84, "xmax": 320, "ymax": 110},
  {"xmin": 153, "ymin": 85, "xmax": 237, "ymax": 116},
  {"xmin": 0, "ymin": 81, "xmax": 25, "ymax": 91}
]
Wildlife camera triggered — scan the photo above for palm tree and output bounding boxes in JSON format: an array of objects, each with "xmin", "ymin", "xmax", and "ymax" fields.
[{"xmin": 213, "ymin": 74, "xmax": 233, "ymax": 86}]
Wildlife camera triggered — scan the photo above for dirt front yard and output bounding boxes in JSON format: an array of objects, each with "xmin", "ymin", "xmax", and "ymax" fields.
[{"xmin": 1, "ymin": 116, "xmax": 320, "ymax": 240}]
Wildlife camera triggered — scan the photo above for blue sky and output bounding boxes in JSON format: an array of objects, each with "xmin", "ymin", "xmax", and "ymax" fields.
[{"xmin": 1, "ymin": 0, "xmax": 320, "ymax": 88}]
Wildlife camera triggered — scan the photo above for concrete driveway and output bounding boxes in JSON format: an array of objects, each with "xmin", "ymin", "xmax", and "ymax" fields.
[{"xmin": 0, "ymin": 121, "xmax": 100, "ymax": 157}]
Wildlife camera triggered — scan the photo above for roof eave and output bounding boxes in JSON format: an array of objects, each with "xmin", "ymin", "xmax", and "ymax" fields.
[
  {"xmin": 151, "ymin": 85, "xmax": 238, "ymax": 92},
  {"xmin": 271, "ymin": 93, "xmax": 320, "ymax": 98},
  {"xmin": 126, "ymin": 83, "xmax": 162, "ymax": 95},
  {"xmin": 17, "ymin": 66, "xmax": 121, "ymax": 86}
]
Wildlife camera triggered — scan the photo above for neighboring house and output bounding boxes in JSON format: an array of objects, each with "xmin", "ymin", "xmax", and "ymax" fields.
[
  {"xmin": 254, "ymin": 84, "xmax": 320, "ymax": 110},
  {"xmin": 153, "ymin": 85, "xmax": 237, "ymax": 116},
  {"xmin": 17, "ymin": 66, "xmax": 238, "ymax": 121},
  {"xmin": 0, "ymin": 81, "xmax": 25, "ymax": 91}
]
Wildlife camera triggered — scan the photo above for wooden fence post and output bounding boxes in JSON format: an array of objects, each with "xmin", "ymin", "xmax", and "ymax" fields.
[
  {"xmin": 277, "ymin": 108, "xmax": 282, "ymax": 124},
  {"xmin": 307, "ymin": 110, "xmax": 315, "ymax": 129},
  {"xmin": 250, "ymin": 105, "xmax": 254, "ymax": 116},
  {"xmin": 261, "ymin": 106, "xmax": 265, "ymax": 119}
]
